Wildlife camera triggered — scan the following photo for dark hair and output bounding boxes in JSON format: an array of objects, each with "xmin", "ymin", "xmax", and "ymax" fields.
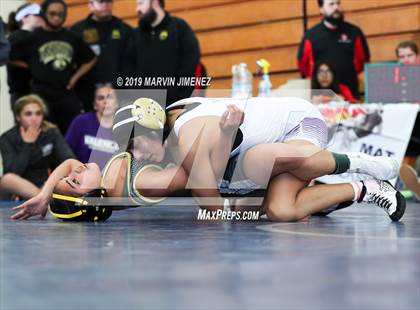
[
  {"xmin": 95, "ymin": 82, "xmax": 113, "ymax": 90},
  {"xmin": 41, "ymin": 0, "xmax": 67, "ymax": 20},
  {"xmin": 158, "ymin": 0, "xmax": 165, "ymax": 8},
  {"xmin": 395, "ymin": 41, "xmax": 419, "ymax": 57},
  {"xmin": 311, "ymin": 60, "xmax": 340, "ymax": 94},
  {"xmin": 7, "ymin": 11, "xmax": 19, "ymax": 33},
  {"xmin": 318, "ymin": 0, "xmax": 324, "ymax": 7}
]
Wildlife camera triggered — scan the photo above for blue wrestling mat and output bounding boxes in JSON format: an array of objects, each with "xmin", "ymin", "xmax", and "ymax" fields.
[{"xmin": 1, "ymin": 200, "xmax": 419, "ymax": 310}]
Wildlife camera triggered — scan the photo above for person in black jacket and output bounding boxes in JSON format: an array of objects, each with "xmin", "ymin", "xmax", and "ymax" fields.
[
  {"xmin": 6, "ymin": 3, "xmax": 44, "ymax": 110},
  {"xmin": 0, "ymin": 17, "xmax": 10, "ymax": 65},
  {"xmin": 70, "ymin": 0, "xmax": 133, "ymax": 111},
  {"xmin": 130, "ymin": 0, "xmax": 200, "ymax": 106},
  {"xmin": 0, "ymin": 94, "xmax": 74, "ymax": 200}
]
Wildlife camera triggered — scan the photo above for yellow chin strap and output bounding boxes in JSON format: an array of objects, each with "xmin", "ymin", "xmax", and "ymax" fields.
[{"xmin": 52, "ymin": 193, "xmax": 88, "ymax": 205}]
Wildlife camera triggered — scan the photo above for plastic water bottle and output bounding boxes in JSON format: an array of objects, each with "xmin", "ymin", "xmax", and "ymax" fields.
[
  {"xmin": 232, "ymin": 63, "xmax": 252, "ymax": 98},
  {"xmin": 238, "ymin": 63, "xmax": 253, "ymax": 98},
  {"xmin": 258, "ymin": 74, "xmax": 272, "ymax": 97},
  {"xmin": 231, "ymin": 64, "xmax": 240, "ymax": 98},
  {"xmin": 257, "ymin": 59, "xmax": 272, "ymax": 97}
]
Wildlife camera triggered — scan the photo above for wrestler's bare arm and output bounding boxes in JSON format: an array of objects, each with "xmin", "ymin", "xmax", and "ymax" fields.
[
  {"xmin": 210, "ymin": 105, "xmax": 244, "ymax": 177},
  {"xmin": 177, "ymin": 118, "xmax": 225, "ymax": 210},
  {"xmin": 135, "ymin": 165, "xmax": 188, "ymax": 197},
  {"xmin": 11, "ymin": 159, "xmax": 84, "ymax": 220}
]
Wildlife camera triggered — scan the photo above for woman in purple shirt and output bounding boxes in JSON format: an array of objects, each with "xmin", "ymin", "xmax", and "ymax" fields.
[{"xmin": 65, "ymin": 84, "xmax": 119, "ymax": 169}]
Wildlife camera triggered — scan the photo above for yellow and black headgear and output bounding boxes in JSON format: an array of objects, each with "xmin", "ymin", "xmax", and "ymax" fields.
[
  {"xmin": 112, "ymin": 98, "xmax": 166, "ymax": 148},
  {"xmin": 49, "ymin": 188, "xmax": 112, "ymax": 222}
]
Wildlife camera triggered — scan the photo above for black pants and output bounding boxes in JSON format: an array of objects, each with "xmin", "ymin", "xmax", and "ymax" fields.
[
  {"xmin": 41, "ymin": 93, "xmax": 82, "ymax": 135},
  {"xmin": 74, "ymin": 80, "xmax": 95, "ymax": 112}
]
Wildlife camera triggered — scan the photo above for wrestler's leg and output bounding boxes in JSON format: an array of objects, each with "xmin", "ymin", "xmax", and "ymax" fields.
[
  {"xmin": 0, "ymin": 173, "xmax": 41, "ymax": 199},
  {"xmin": 241, "ymin": 140, "xmax": 335, "ymax": 186},
  {"xmin": 242, "ymin": 139, "xmax": 397, "ymax": 186},
  {"xmin": 263, "ymin": 172, "xmax": 354, "ymax": 222}
]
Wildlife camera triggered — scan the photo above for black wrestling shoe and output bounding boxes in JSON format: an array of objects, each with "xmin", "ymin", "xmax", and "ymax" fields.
[
  {"xmin": 359, "ymin": 179, "xmax": 406, "ymax": 221},
  {"xmin": 313, "ymin": 200, "xmax": 354, "ymax": 216}
]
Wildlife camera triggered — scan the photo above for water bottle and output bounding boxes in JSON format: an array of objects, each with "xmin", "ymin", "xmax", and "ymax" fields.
[
  {"xmin": 238, "ymin": 63, "xmax": 252, "ymax": 98},
  {"xmin": 257, "ymin": 59, "xmax": 272, "ymax": 97},
  {"xmin": 258, "ymin": 74, "xmax": 272, "ymax": 97},
  {"xmin": 231, "ymin": 64, "xmax": 240, "ymax": 98}
]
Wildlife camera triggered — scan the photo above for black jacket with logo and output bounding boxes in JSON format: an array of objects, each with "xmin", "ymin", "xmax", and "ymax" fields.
[
  {"xmin": 70, "ymin": 15, "xmax": 133, "ymax": 111},
  {"xmin": 70, "ymin": 15, "xmax": 133, "ymax": 84},
  {"xmin": 129, "ymin": 12, "xmax": 200, "ymax": 105},
  {"xmin": 297, "ymin": 21, "xmax": 370, "ymax": 99},
  {"xmin": 0, "ymin": 126, "xmax": 74, "ymax": 187}
]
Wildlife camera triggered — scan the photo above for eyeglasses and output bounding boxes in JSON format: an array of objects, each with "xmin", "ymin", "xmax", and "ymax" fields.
[
  {"xmin": 47, "ymin": 11, "xmax": 65, "ymax": 18},
  {"xmin": 317, "ymin": 69, "xmax": 333, "ymax": 76}
]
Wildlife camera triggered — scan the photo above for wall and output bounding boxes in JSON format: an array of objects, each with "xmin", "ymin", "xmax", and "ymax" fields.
[{"xmin": 64, "ymin": 0, "xmax": 420, "ymax": 92}]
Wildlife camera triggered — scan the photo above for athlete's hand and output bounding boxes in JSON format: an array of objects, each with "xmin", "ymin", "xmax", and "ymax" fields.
[
  {"xmin": 219, "ymin": 104, "xmax": 244, "ymax": 135},
  {"xmin": 20, "ymin": 125, "xmax": 41, "ymax": 143},
  {"xmin": 11, "ymin": 194, "xmax": 49, "ymax": 220}
]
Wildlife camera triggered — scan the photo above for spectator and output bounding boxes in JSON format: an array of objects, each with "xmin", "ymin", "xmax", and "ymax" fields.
[
  {"xmin": 65, "ymin": 84, "xmax": 119, "ymax": 169},
  {"xmin": 311, "ymin": 61, "xmax": 356, "ymax": 103},
  {"xmin": 6, "ymin": 3, "xmax": 44, "ymax": 110},
  {"xmin": 396, "ymin": 41, "xmax": 419, "ymax": 65},
  {"xmin": 129, "ymin": 0, "xmax": 200, "ymax": 106},
  {"xmin": 0, "ymin": 17, "xmax": 10, "ymax": 66},
  {"xmin": 0, "ymin": 95, "xmax": 74, "ymax": 200},
  {"xmin": 397, "ymin": 41, "xmax": 420, "ymax": 187},
  {"xmin": 298, "ymin": 0, "xmax": 370, "ymax": 100},
  {"xmin": 9, "ymin": 0, "xmax": 97, "ymax": 134},
  {"xmin": 70, "ymin": 0, "xmax": 133, "ymax": 112}
]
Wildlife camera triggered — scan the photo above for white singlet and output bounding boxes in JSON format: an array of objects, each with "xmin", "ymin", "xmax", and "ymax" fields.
[{"xmin": 167, "ymin": 97, "xmax": 328, "ymax": 156}]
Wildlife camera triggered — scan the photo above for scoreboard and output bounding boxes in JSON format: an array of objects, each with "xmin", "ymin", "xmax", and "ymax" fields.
[{"xmin": 365, "ymin": 62, "xmax": 420, "ymax": 103}]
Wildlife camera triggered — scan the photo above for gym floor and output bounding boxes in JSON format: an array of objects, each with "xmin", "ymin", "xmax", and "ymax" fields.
[{"xmin": 1, "ymin": 200, "xmax": 419, "ymax": 310}]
